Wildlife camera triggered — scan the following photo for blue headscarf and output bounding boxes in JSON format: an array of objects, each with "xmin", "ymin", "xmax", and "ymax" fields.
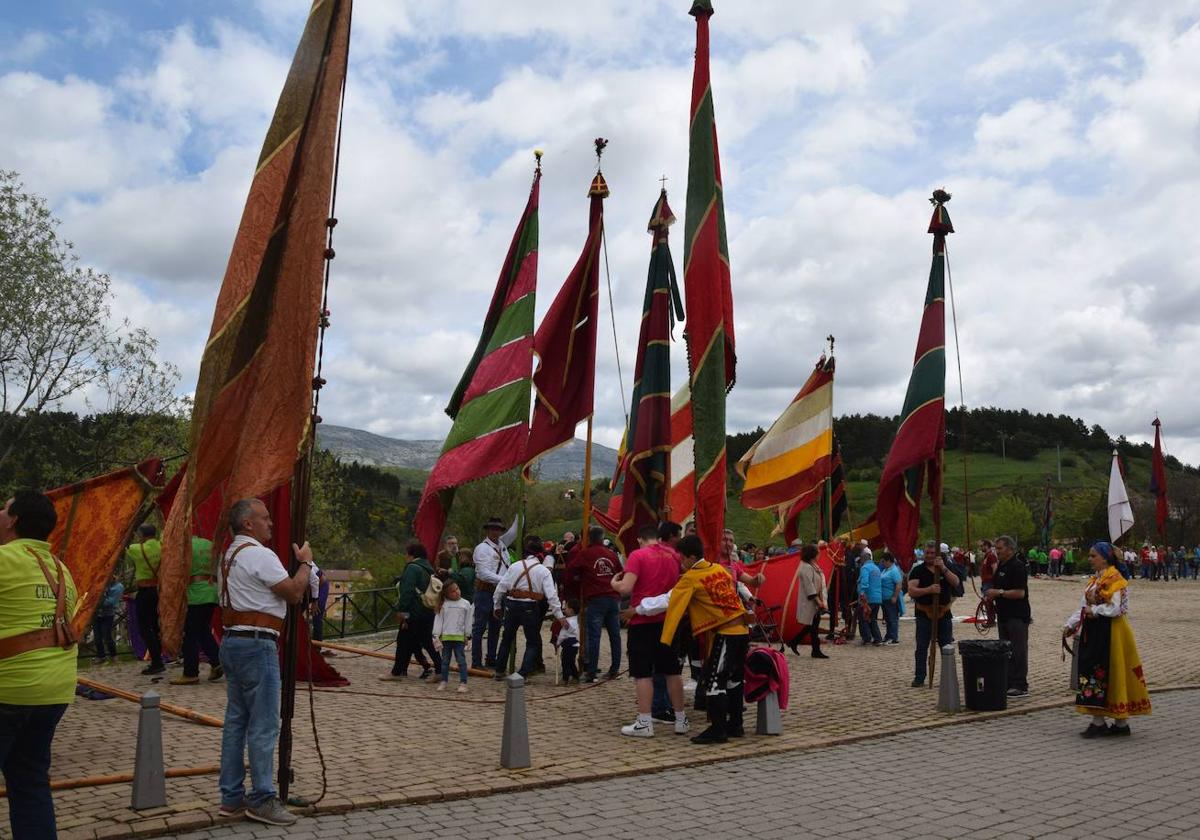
[{"xmin": 1092, "ymin": 540, "xmax": 1131, "ymax": 579}]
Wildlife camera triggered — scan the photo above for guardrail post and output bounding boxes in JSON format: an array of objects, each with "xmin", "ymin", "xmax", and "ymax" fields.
[
  {"xmin": 131, "ymin": 690, "xmax": 166, "ymax": 810},
  {"xmin": 755, "ymin": 692, "xmax": 783, "ymax": 735},
  {"xmin": 937, "ymin": 644, "xmax": 961, "ymax": 712},
  {"xmin": 500, "ymin": 673, "xmax": 530, "ymax": 769}
]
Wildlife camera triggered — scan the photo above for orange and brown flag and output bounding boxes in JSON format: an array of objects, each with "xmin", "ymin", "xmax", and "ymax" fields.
[{"xmin": 159, "ymin": 0, "xmax": 352, "ymax": 652}]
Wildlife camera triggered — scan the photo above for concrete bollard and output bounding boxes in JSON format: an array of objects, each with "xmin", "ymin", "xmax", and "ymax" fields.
[
  {"xmin": 131, "ymin": 690, "xmax": 166, "ymax": 810},
  {"xmin": 1069, "ymin": 636, "xmax": 1079, "ymax": 693},
  {"xmin": 500, "ymin": 673, "xmax": 530, "ymax": 769},
  {"xmin": 937, "ymin": 644, "xmax": 961, "ymax": 712},
  {"xmin": 755, "ymin": 692, "xmax": 783, "ymax": 736}
]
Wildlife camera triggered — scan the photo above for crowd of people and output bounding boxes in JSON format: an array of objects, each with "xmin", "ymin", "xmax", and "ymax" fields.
[{"xmin": 0, "ymin": 484, "xmax": 1167, "ymax": 836}]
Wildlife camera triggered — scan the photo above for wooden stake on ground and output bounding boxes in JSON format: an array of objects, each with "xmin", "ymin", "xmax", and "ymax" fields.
[{"xmin": 76, "ymin": 676, "xmax": 223, "ymax": 728}]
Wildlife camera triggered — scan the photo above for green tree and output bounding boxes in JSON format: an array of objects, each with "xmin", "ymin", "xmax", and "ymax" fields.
[
  {"xmin": 983, "ymin": 495, "xmax": 1036, "ymax": 547},
  {"xmin": 0, "ymin": 171, "xmax": 181, "ymax": 472}
]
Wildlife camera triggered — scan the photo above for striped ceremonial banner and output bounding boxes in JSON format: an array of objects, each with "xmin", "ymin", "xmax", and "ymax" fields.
[
  {"xmin": 598, "ymin": 188, "xmax": 684, "ymax": 555},
  {"xmin": 876, "ymin": 191, "xmax": 951, "ymax": 569},
  {"xmin": 159, "ymin": 0, "xmax": 352, "ymax": 652},
  {"xmin": 683, "ymin": 0, "xmax": 736, "ymax": 560},
  {"xmin": 414, "ymin": 166, "xmax": 541, "ymax": 554},
  {"xmin": 737, "ymin": 355, "xmax": 834, "ymax": 512},
  {"xmin": 667, "ymin": 384, "xmax": 696, "ymax": 525}
]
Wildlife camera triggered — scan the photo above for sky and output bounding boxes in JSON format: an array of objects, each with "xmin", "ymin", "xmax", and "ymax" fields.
[{"xmin": 3, "ymin": 0, "xmax": 1199, "ymax": 465}]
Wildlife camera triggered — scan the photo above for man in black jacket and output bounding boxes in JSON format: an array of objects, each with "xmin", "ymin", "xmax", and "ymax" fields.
[{"xmin": 985, "ymin": 535, "xmax": 1031, "ymax": 697}]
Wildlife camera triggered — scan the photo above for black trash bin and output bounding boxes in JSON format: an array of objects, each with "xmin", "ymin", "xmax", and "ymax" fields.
[{"xmin": 958, "ymin": 639, "xmax": 1012, "ymax": 711}]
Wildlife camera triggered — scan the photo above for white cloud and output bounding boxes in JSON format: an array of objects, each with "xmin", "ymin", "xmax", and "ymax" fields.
[
  {"xmin": 968, "ymin": 98, "xmax": 1079, "ymax": 172},
  {"xmin": 4, "ymin": 0, "xmax": 1200, "ymax": 471}
]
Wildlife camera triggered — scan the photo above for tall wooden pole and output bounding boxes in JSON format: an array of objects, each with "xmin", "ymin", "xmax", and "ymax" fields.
[{"xmin": 581, "ymin": 417, "xmax": 594, "ymax": 546}]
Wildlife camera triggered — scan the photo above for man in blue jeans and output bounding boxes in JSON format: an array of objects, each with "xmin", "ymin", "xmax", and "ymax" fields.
[
  {"xmin": 856, "ymin": 549, "xmax": 883, "ymax": 645},
  {"xmin": 217, "ymin": 499, "xmax": 317, "ymax": 826},
  {"xmin": 566, "ymin": 526, "xmax": 622, "ymax": 681},
  {"xmin": 879, "ymin": 552, "xmax": 903, "ymax": 644},
  {"xmin": 907, "ymin": 545, "xmax": 963, "ymax": 687},
  {"xmin": 0, "ymin": 490, "xmax": 78, "ymax": 840}
]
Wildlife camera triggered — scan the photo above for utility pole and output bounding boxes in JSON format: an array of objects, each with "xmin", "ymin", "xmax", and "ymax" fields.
[
  {"xmin": 999, "ymin": 430, "xmax": 1008, "ymax": 461},
  {"xmin": 1057, "ymin": 443, "xmax": 1062, "ymax": 483}
]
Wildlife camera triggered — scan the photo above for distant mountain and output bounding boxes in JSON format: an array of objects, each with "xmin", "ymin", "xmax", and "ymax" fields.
[{"xmin": 317, "ymin": 424, "xmax": 619, "ymax": 482}]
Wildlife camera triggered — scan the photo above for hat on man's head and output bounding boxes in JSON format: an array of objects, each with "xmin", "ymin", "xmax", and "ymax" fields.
[
  {"xmin": 858, "ymin": 538, "xmax": 868, "ymax": 546},
  {"xmin": 484, "ymin": 517, "xmax": 504, "ymax": 530},
  {"xmin": 939, "ymin": 542, "xmax": 950, "ymax": 553}
]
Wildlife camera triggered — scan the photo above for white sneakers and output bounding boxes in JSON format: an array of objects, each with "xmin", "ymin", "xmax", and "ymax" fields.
[
  {"xmin": 674, "ymin": 715, "xmax": 691, "ymax": 735},
  {"xmin": 621, "ymin": 719, "xmax": 654, "ymax": 737},
  {"xmin": 456, "ymin": 683, "xmax": 468, "ymax": 693}
]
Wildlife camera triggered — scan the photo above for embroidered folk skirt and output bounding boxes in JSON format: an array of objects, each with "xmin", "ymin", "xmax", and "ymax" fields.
[{"xmin": 1075, "ymin": 614, "xmax": 1151, "ymax": 719}]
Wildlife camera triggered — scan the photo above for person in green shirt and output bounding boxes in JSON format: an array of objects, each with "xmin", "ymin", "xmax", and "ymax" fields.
[
  {"xmin": 381, "ymin": 543, "xmax": 441, "ymax": 680},
  {"xmin": 170, "ymin": 536, "xmax": 223, "ymax": 685},
  {"xmin": 126, "ymin": 522, "xmax": 165, "ymax": 674},
  {"xmin": 0, "ymin": 490, "xmax": 78, "ymax": 839}
]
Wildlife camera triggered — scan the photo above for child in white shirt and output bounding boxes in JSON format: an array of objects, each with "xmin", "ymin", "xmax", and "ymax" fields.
[{"xmin": 433, "ymin": 581, "xmax": 473, "ymax": 692}]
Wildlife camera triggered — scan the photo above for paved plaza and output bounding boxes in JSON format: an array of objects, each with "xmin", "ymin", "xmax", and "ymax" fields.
[
  {"xmin": 175, "ymin": 689, "xmax": 1200, "ymax": 840},
  {"xmin": 5, "ymin": 577, "xmax": 1198, "ymax": 839}
]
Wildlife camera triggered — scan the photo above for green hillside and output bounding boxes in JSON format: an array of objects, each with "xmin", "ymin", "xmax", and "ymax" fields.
[{"xmin": 368, "ymin": 444, "xmax": 1200, "ymax": 554}]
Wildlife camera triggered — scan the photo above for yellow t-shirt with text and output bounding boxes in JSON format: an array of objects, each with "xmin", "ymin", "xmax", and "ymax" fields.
[{"xmin": 0, "ymin": 538, "xmax": 79, "ymax": 705}]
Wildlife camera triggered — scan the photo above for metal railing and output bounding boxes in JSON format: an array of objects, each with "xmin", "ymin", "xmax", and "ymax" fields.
[
  {"xmin": 77, "ymin": 587, "xmax": 401, "ymax": 660},
  {"xmin": 319, "ymin": 586, "xmax": 400, "ymax": 639}
]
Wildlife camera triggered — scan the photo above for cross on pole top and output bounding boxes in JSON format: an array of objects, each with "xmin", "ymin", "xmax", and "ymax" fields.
[{"xmin": 659, "ymin": 174, "xmax": 669, "ymax": 189}]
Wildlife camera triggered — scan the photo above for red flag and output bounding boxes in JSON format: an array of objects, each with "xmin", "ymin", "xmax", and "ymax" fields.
[
  {"xmin": 523, "ymin": 168, "xmax": 607, "ymax": 476},
  {"xmin": 1151, "ymin": 418, "xmax": 1169, "ymax": 538}
]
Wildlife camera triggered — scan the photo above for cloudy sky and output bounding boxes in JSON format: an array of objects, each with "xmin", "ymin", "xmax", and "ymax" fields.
[{"xmin": 3, "ymin": 1, "xmax": 1199, "ymax": 464}]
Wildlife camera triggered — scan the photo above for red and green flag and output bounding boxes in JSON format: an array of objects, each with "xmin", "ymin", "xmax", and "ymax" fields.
[
  {"xmin": 595, "ymin": 189, "xmax": 685, "ymax": 555},
  {"xmin": 876, "ymin": 191, "xmax": 951, "ymax": 569},
  {"xmin": 1150, "ymin": 418, "xmax": 1169, "ymax": 538},
  {"xmin": 414, "ymin": 166, "xmax": 541, "ymax": 553},
  {"xmin": 522, "ymin": 166, "xmax": 607, "ymax": 478},
  {"xmin": 683, "ymin": 0, "xmax": 736, "ymax": 561}
]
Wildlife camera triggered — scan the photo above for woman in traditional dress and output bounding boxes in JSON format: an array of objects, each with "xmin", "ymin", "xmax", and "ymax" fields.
[
  {"xmin": 787, "ymin": 543, "xmax": 829, "ymax": 658},
  {"xmin": 1063, "ymin": 541, "xmax": 1152, "ymax": 738}
]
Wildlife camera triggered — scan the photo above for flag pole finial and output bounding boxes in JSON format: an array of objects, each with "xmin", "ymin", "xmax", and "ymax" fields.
[
  {"xmin": 928, "ymin": 189, "xmax": 954, "ymax": 236},
  {"xmin": 589, "ymin": 139, "xmax": 610, "ymax": 198},
  {"xmin": 534, "ymin": 149, "xmax": 544, "ymax": 172}
]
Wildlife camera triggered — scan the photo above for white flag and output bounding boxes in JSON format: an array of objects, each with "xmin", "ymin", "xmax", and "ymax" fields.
[{"xmin": 1108, "ymin": 450, "xmax": 1135, "ymax": 542}]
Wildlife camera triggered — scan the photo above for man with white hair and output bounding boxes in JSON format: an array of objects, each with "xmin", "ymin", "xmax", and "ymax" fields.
[{"xmin": 216, "ymin": 499, "xmax": 318, "ymax": 827}]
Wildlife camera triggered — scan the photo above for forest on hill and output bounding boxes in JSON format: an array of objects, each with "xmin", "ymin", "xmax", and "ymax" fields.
[{"xmin": 3, "ymin": 406, "xmax": 1197, "ymax": 584}]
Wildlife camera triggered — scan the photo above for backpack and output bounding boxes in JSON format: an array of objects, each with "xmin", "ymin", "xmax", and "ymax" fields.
[{"xmin": 420, "ymin": 570, "xmax": 443, "ymax": 610}]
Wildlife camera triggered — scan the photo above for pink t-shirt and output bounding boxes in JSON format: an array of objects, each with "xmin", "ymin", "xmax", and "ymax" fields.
[{"xmin": 625, "ymin": 543, "xmax": 681, "ymax": 625}]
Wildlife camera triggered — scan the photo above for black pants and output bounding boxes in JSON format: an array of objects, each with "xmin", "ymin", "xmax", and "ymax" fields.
[
  {"xmin": 135, "ymin": 587, "xmax": 163, "ymax": 666},
  {"xmin": 560, "ymin": 640, "xmax": 579, "ymax": 681},
  {"xmin": 997, "ymin": 617, "xmax": 1029, "ymax": 691},
  {"xmin": 182, "ymin": 603, "xmax": 221, "ymax": 677},
  {"xmin": 93, "ymin": 614, "xmax": 117, "ymax": 659},
  {"xmin": 392, "ymin": 613, "xmax": 440, "ymax": 676},
  {"xmin": 0, "ymin": 702, "xmax": 68, "ymax": 839},
  {"xmin": 495, "ymin": 601, "xmax": 543, "ymax": 677},
  {"xmin": 699, "ymin": 634, "xmax": 749, "ymax": 736}
]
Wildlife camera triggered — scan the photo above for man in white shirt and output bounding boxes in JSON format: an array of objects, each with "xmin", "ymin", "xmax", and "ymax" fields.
[
  {"xmin": 216, "ymin": 499, "xmax": 317, "ymax": 828},
  {"xmin": 492, "ymin": 535, "xmax": 563, "ymax": 680},
  {"xmin": 470, "ymin": 516, "xmax": 514, "ymax": 669}
]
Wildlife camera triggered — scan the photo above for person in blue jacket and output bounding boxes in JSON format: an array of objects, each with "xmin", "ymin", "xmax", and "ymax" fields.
[
  {"xmin": 879, "ymin": 552, "xmax": 904, "ymax": 644},
  {"xmin": 856, "ymin": 549, "xmax": 883, "ymax": 646}
]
